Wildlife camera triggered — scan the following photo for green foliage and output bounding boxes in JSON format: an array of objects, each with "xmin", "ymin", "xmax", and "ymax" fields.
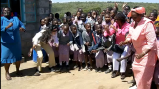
[{"xmin": 52, "ymin": 2, "xmax": 159, "ymax": 19}]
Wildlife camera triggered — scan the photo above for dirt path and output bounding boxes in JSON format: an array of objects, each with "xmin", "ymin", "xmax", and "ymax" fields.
[{"xmin": 1, "ymin": 60, "xmax": 133, "ymax": 89}]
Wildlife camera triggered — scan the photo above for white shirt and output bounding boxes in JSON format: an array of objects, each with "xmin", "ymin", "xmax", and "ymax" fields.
[
  {"xmin": 32, "ymin": 29, "xmax": 46, "ymax": 46},
  {"xmin": 51, "ymin": 32, "xmax": 59, "ymax": 46},
  {"xmin": 40, "ymin": 25, "xmax": 46, "ymax": 31}
]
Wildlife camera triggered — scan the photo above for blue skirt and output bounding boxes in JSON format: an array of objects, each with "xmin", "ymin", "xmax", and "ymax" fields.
[
  {"xmin": 1, "ymin": 42, "xmax": 22, "ymax": 63},
  {"xmin": 32, "ymin": 49, "xmax": 48, "ymax": 63}
]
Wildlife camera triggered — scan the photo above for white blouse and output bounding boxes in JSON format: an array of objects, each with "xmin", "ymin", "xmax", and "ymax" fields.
[{"xmin": 32, "ymin": 29, "xmax": 46, "ymax": 46}]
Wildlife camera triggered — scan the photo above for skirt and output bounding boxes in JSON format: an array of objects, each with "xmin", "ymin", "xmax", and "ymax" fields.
[
  {"xmin": 73, "ymin": 50, "xmax": 84, "ymax": 62},
  {"xmin": 95, "ymin": 50, "xmax": 105, "ymax": 68},
  {"xmin": 1, "ymin": 42, "xmax": 22, "ymax": 63},
  {"xmin": 59, "ymin": 44, "xmax": 69, "ymax": 62}
]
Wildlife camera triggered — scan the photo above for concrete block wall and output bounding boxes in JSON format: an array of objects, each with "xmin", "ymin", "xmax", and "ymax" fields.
[{"xmin": 20, "ymin": 0, "xmax": 52, "ymax": 58}]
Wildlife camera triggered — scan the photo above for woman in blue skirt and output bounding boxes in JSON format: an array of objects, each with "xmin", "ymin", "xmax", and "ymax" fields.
[{"xmin": 1, "ymin": 7, "xmax": 25, "ymax": 80}]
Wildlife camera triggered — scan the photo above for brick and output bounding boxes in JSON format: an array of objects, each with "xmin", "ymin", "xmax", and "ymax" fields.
[
  {"xmin": 25, "ymin": 24, "xmax": 36, "ymax": 31},
  {"xmin": 22, "ymin": 32, "xmax": 32, "ymax": 40}
]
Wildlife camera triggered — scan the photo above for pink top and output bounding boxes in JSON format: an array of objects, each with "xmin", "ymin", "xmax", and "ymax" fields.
[{"xmin": 115, "ymin": 22, "xmax": 130, "ymax": 44}]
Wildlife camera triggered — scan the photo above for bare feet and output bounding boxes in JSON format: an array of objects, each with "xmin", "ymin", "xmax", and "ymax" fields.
[{"xmin": 5, "ymin": 72, "xmax": 12, "ymax": 80}]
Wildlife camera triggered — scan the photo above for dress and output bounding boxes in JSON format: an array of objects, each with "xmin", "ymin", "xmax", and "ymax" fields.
[
  {"xmin": 1, "ymin": 16, "xmax": 25, "ymax": 63},
  {"xmin": 127, "ymin": 17, "xmax": 158, "ymax": 89}
]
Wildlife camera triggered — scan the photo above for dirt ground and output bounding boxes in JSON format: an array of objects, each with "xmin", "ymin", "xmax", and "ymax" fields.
[{"xmin": 1, "ymin": 60, "xmax": 133, "ymax": 89}]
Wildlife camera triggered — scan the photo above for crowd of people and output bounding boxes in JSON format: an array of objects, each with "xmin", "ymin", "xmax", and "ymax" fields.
[{"xmin": 1, "ymin": 3, "xmax": 159, "ymax": 89}]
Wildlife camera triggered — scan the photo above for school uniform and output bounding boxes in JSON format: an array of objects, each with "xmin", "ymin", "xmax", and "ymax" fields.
[
  {"xmin": 75, "ymin": 20, "xmax": 86, "ymax": 33},
  {"xmin": 86, "ymin": 17, "xmax": 95, "ymax": 30},
  {"xmin": 82, "ymin": 30, "xmax": 93, "ymax": 54},
  {"xmin": 58, "ymin": 30, "xmax": 72, "ymax": 63},
  {"xmin": 32, "ymin": 29, "xmax": 56, "ymax": 71},
  {"xmin": 91, "ymin": 32, "xmax": 105, "ymax": 68},
  {"xmin": 48, "ymin": 32, "xmax": 59, "ymax": 57},
  {"xmin": 70, "ymin": 31, "xmax": 85, "ymax": 62}
]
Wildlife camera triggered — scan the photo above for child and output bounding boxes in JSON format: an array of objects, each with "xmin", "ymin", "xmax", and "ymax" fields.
[
  {"xmin": 70, "ymin": 25, "xmax": 85, "ymax": 71},
  {"xmin": 58, "ymin": 24, "xmax": 72, "ymax": 72},
  {"xmin": 40, "ymin": 19, "xmax": 46, "ymax": 30},
  {"xmin": 48, "ymin": 25, "xmax": 59, "ymax": 67},
  {"xmin": 101, "ymin": 10, "xmax": 106, "ymax": 21},
  {"xmin": 91, "ymin": 10, "xmax": 97, "ymax": 21},
  {"xmin": 75, "ymin": 13, "xmax": 87, "ymax": 33},
  {"xmin": 110, "ymin": 9, "xmax": 117, "ymax": 24},
  {"xmin": 149, "ymin": 12, "xmax": 158, "ymax": 22},
  {"xmin": 71, "ymin": 17, "xmax": 75, "ymax": 23},
  {"xmin": 72, "ymin": 13, "xmax": 76, "ymax": 18},
  {"xmin": 52, "ymin": 19, "xmax": 60, "ymax": 31},
  {"xmin": 86, "ymin": 12, "xmax": 96, "ymax": 31},
  {"xmin": 74, "ymin": 11, "xmax": 81, "ymax": 23},
  {"xmin": 106, "ymin": 7, "xmax": 113, "ymax": 13},
  {"xmin": 103, "ymin": 18, "xmax": 116, "ymax": 74},
  {"xmin": 102, "ymin": 13, "xmax": 111, "ymax": 29},
  {"xmin": 28, "ymin": 25, "xmax": 56, "ymax": 76},
  {"xmin": 52, "ymin": 19, "xmax": 59, "ymax": 26},
  {"xmin": 44, "ymin": 17, "xmax": 51, "ymax": 27},
  {"xmin": 91, "ymin": 24, "xmax": 105, "ymax": 73},
  {"xmin": 96, "ymin": 15, "xmax": 103, "ymax": 25},
  {"xmin": 82, "ymin": 23, "xmax": 93, "ymax": 71},
  {"xmin": 60, "ymin": 17, "xmax": 67, "ymax": 28},
  {"xmin": 110, "ymin": 10, "xmax": 117, "ymax": 20},
  {"xmin": 86, "ymin": 12, "xmax": 92, "ymax": 21}
]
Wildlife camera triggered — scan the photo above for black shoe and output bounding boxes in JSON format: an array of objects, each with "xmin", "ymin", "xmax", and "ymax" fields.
[
  {"xmin": 88, "ymin": 66, "xmax": 93, "ymax": 71},
  {"xmin": 78, "ymin": 67, "xmax": 81, "ymax": 71},
  {"xmin": 66, "ymin": 65, "xmax": 70, "ymax": 71},
  {"xmin": 105, "ymin": 69, "xmax": 112, "ymax": 74},
  {"xmin": 74, "ymin": 65, "xmax": 78, "ymax": 69},
  {"xmin": 98, "ymin": 68, "xmax": 102, "ymax": 73},
  {"xmin": 111, "ymin": 71, "xmax": 118, "ymax": 78},
  {"xmin": 49, "ymin": 67, "xmax": 55, "ymax": 72},
  {"xmin": 59, "ymin": 66, "xmax": 63, "ymax": 72},
  {"xmin": 95, "ymin": 68, "xmax": 99, "ymax": 72},
  {"xmin": 121, "ymin": 73, "xmax": 126, "ymax": 80}
]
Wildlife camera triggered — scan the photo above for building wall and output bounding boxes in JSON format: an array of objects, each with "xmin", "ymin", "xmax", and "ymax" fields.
[{"xmin": 20, "ymin": 0, "xmax": 52, "ymax": 58}]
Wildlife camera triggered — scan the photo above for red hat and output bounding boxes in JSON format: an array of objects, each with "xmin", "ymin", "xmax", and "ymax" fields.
[{"xmin": 127, "ymin": 7, "xmax": 145, "ymax": 17}]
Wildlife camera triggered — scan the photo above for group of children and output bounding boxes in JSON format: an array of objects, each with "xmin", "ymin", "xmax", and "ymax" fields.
[{"xmin": 27, "ymin": 4, "xmax": 159, "ymax": 89}]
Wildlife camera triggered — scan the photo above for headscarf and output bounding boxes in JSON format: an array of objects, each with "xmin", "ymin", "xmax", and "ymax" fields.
[{"xmin": 127, "ymin": 7, "xmax": 145, "ymax": 17}]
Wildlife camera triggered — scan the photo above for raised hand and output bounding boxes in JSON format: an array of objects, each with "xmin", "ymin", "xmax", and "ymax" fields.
[
  {"xmin": 122, "ymin": 3, "xmax": 127, "ymax": 9},
  {"xmin": 114, "ymin": 2, "xmax": 119, "ymax": 7}
]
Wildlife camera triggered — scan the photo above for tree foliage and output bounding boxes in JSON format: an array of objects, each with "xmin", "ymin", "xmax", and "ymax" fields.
[{"xmin": 52, "ymin": 2, "xmax": 159, "ymax": 19}]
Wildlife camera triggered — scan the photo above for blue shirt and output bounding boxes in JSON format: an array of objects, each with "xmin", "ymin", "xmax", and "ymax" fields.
[{"xmin": 1, "ymin": 16, "xmax": 25, "ymax": 43}]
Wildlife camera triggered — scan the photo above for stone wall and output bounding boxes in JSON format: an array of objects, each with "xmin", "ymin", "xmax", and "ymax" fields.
[{"xmin": 20, "ymin": 0, "xmax": 52, "ymax": 58}]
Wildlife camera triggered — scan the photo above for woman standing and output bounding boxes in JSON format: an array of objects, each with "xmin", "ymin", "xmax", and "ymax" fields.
[
  {"xmin": 120, "ymin": 7, "xmax": 158, "ymax": 89},
  {"xmin": 1, "ymin": 7, "xmax": 25, "ymax": 80}
]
